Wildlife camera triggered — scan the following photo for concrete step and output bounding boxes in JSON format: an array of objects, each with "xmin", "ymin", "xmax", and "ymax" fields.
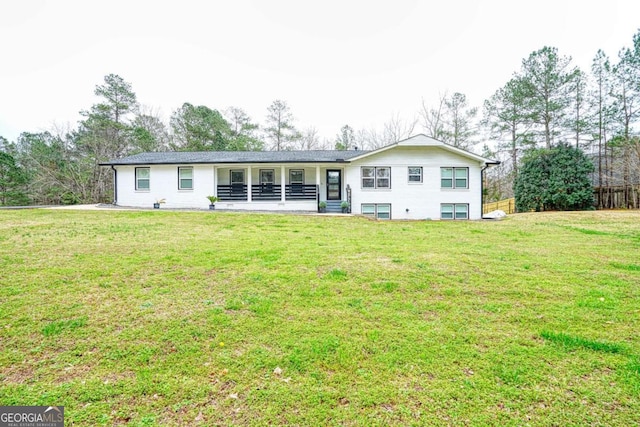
[{"xmin": 323, "ymin": 200, "xmax": 347, "ymax": 213}]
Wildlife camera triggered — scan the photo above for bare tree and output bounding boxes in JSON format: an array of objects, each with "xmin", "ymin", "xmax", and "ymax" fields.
[
  {"xmin": 295, "ymin": 126, "xmax": 321, "ymax": 150},
  {"xmin": 383, "ymin": 113, "xmax": 417, "ymax": 144},
  {"xmin": 419, "ymin": 93, "xmax": 448, "ymax": 140}
]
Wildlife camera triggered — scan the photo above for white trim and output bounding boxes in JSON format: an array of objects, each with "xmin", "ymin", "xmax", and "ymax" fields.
[
  {"xmin": 281, "ymin": 165, "xmax": 286, "ymax": 202},
  {"xmin": 348, "ymin": 134, "xmax": 497, "ymax": 165},
  {"xmin": 247, "ymin": 167, "xmax": 252, "ymax": 202}
]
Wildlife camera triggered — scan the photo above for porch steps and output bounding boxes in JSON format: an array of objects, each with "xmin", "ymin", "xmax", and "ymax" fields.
[{"xmin": 324, "ymin": 200, "xmax": 344, "ymax": 213}]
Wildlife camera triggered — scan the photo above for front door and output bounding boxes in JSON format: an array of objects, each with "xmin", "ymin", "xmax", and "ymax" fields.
[{"xmin": 326, "ymin": 170, "xmax": 341, "ymax": 200}]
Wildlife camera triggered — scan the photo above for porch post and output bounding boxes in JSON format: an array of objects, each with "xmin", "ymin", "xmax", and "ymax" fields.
[
  {"xmin": 316, "ymin": 165, "xmax": 321, "ymax": 199},
  {"xmin": 212, "ymin": 166, "xmax": 217, "ymax": 197},
  {"xmin": 280, "ymin": 165, "xmax": 286, "ymax": 202},
  {"xmin": 247, "ymin": 166, "xmax": 252, "ymax": 202}
]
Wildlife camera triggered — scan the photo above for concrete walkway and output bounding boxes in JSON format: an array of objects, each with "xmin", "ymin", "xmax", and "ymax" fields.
[
  {"xmin": 39, "ymin": 204, "xmax": 353, "ymax": 216},
  {"xmin": 46, "ymin": 204, "xmax": 110, "ymax": 210}
]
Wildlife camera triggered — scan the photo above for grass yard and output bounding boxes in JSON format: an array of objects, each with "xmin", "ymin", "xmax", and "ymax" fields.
[{"xmin": 0, "ymin": 209, "xmax": 639, "ymax": 426}]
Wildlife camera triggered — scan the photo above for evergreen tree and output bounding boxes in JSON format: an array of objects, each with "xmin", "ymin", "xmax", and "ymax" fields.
[
  {"xmin": 170, "ymin": 103, "xmax": 233, "ymax": 151},
  {"xmin": 335, "ymin": 124, "xmax": 355, "ymax": 150},
  {"xmin": 130, "ymin": 112, "xmax": 170, "ymax": 153},
  {"xmin": 76, "ymin": 74, "xmax": 139, "ymax": 202},
  {"xmin": 264, "ymin": 100, "xmax": 300, "ymax": 151},
  {"xmin": 514, "ymin": 144, "xmax": 594, "ymax": 212},
  {"xmin": 589, "ymin": 49, "xmax": 615, "ymax": 207},
  {"xmin": 483, "ymin": 77, "xmax": 534, "ymax": 179},
  {"xmin": 519, "ymin": 47, "xmax": 578, "ymax": 148},
  {"xmin": 224, "ymin": 107, "xmax": 263, "ymax": 150},
  {"xmin": 0, "ymin": 150, "xmax": 30, "ymax": 205},
  {"xmin": 442, "ymin": 92, "xmax": 477, "ymax": 148}
]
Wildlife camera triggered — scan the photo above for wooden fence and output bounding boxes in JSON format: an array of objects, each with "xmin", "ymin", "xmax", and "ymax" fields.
[
  {"xmin": 484, "ymin": 188, "xmax": 640, "ymax": 214},
  {"xmin": 594, "ymin": 185, "xmax": 640, "ymax": 209},
  {"xmin": 483, "ymin": 197, "xmax": 516, "ymax": 214}
]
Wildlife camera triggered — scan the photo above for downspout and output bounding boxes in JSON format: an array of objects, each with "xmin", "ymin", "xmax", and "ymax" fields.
[
  {"xmin": 480, "ymin": 163, "xmax": 489, "ymax": 219},
  {"xmin": 480, "ymin": 161, "xmax": 501, "ymax": 219},
  {"xmin": 110, "ymin": 165, "xmax": 117, "ymax": 205}
]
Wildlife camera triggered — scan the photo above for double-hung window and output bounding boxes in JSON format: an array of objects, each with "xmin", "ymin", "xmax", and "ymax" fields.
[
  {"xmin": 230, "ymin": 170, "xmax": 244, "ymax": 186},
  {"xmin": 289, "ymin": 169, "xmax": 304, "ymax": 195},
  {"xmin": 230, "ymin": 170, "xmax": 245, "ymax": 196},
  {"xmin": 260, "ymin": 169, "xmax": 275, "ymax": 193},
  {"xmin": 361, "ymin": 167, "xmax": 391, "ymax": 189},
  {"xmin": 408, "ymin": 167, "xmax": 423, "ymax": 183},
  {"xmin": 260, "ymin": 169, "xmax": 275, "ymax": 185},
  {"xmin": 135, "ymin": 167, "xmax": 150, "ymax": 191},
  {"xmin": 289, "ymin": 169, "xmax": 304, "ymax": 185},
  {"xmin": 441, "ymin": 167, "xmax": 468, "ymax": 189},
  {"xmin": 441, "ymin": 203, "xmax": 469, "ymax": 220},
  {"xmin": 178, "ymin": 167, "xmax": 193, "ymax": 190},
  {"xmin": 362, "ymin": 203, "xmax": 391, "ymax": 220}
]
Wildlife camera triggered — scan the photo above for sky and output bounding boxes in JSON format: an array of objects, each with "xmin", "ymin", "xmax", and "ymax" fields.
[{"xmin": 1, "ymin": 0, "xmax": 639, "ymax": 144}]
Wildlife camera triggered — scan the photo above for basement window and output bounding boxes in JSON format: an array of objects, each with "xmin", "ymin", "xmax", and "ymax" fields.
[
  {"xmin": 441, "ymin": 203, "xmax": 468, "ymax": 220},
  {"xmin": 362, "ymin": 203, "xmax": 391, "ymax": 220}
]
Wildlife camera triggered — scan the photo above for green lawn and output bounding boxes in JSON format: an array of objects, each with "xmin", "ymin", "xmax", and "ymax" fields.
[{"xmin": 1, "ymin": 209, "xmax": 639, "ymax": 426}]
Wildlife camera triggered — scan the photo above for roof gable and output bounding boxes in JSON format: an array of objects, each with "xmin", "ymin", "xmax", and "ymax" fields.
[{"xmin": 348, "ymin": 134, "xmax": 499, "ymax": 164}]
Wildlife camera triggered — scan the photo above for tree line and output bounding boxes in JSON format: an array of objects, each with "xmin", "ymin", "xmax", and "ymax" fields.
[
  {"xmin": 1, "ymin": 30, "xmax": 639, "ymax": 206},
  {"xmin": 483, "ymin": 34, "xmax": 640, "ymax": 209}
]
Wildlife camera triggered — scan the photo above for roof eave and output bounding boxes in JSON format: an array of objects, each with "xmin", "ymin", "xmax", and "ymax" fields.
[{"xmin": 100, "ymin": 159, "xmax": 354, "ymax": 166}]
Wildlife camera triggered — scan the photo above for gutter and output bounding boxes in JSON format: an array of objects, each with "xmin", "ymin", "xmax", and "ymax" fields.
[
  {"xmin": 99, "ymin": 160, "xmax": 355, "ymax": 166},
  {"xmin": 111, "ymin": 165, "xmax": 117, "ymax": 205}
]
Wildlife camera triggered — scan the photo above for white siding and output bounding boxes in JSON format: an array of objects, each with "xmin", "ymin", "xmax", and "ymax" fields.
[
  {"xmin": 112, "ymin": 142, "xmax": 489, "ymax": 218},
  {"xmin": 115, "ymin": 164, "xmax": 321, "ymax": 211},
  {"xmin": 116, "ymin": 164, "xmax": 214, "ymax": 209},
  {"xmin": 346, "ymin": 146, "xmax": 484, "ymax": 220}
]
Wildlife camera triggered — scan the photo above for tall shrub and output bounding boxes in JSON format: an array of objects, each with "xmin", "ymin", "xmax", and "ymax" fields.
[{"xmin": 515, "ymin": 144, "xmax": 594, "ymax": 211}]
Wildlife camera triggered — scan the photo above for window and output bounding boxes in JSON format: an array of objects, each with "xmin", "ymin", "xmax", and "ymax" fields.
[
  {"xmin": 178, "ymin": 167, "xmax": 193, "ymax": 190},
  {"xmin": 260, "ymin": 169, "xmax": 274, "ymax": 185},
  {"xmin": 290, "ymin": 169, "xmax": 304, "ymax": 194},
  {"xmin": 362, "ymin": 167, "xmax": 375, "ymax": 188},
  {"xmin": 376, "ymin": 204, "xmax": 391, "ymax": 219},
  {"xmin": 230, "ymin": 170, "xmax": 244, "ymax": 185},
  {"xmin": 441, "ymin": 203, "xmax": 468, "ymax": 220},
  {"xmin": 362, "ymin": 204, "xmax": 375, "ymax": 216},
  {"xmin": 230, "ymin": 170, "xmax": 245, "ymax": 195},
  {"xmin": 135, "ymin": 167, "xmax": 150, "ymax": 191},
  {"xmin": 441, "ymin": 167, "xmax": 468, "ymax": 189},
  {"xmin": 289, "ymin": 169, "xmax": 304, "ymax": 184},
  {"xmin": 260, "ymin": 169, "xmax": 275, "ymax": 193},
  {"xmin": 408, "ymin": 167, "xmax": 423, "ymax": 183},
  {"xmin": 361, "ymin": 166, "xmax": 391, "ymax": 189},
  {"xmin": 361, "ymin": 203, "xmax": 391, "ymax": 220}
]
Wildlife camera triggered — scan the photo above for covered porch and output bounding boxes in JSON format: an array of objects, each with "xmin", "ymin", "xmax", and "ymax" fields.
[{"xmin": 212, "ymin": 164, "xmax": 345, "ymax": 211}]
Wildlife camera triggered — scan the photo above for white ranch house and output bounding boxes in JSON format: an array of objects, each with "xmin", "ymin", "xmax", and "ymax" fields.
[{"xmin": 101, "ymin": 134, "xmax": 499, "ymax": 220}]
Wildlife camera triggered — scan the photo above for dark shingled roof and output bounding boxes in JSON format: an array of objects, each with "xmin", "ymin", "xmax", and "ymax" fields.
[{"xmin": 100, "ymin": 150, "xmax": 369, "ymax": 165}]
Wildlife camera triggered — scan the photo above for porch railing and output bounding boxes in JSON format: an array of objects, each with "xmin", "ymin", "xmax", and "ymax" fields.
[
  {"xmin": 217, "ymin": 184, "xmax": 318, "ymax": 202},
  {"xmin": 217, "ymin": 184, "xmax": 248, "ymax": 201},
  {"xmin": 252, "ymin": 184, "xmax": 281, "ymax": 201},
  {"xmin": 285, "ymin": 184, "xmax": 317, "ymax": 200}
]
